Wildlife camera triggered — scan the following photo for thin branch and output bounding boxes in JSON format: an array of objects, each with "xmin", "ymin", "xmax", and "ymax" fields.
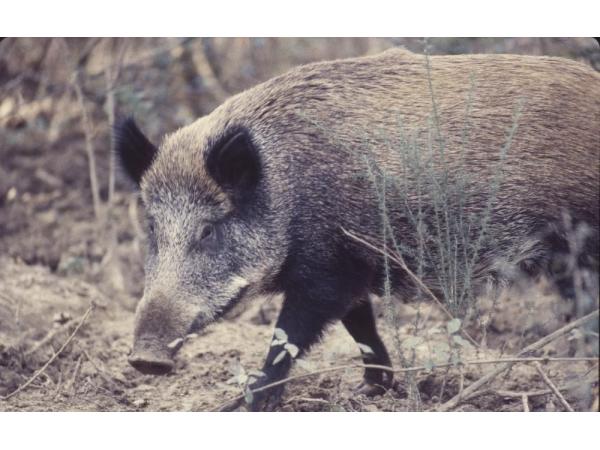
[
  {"xmin": 437, "ymin": 309, "xmax": 599, "ymax": 411},
  {"xmin": 1, "ymin": 303, "xmax": 95, "ymax": 401},
  {"xmin": 534, "ymin": 362, "xmax": 575, "ymax": 412},
  {"xmin": 194, "ymin": 38, "xmax": 230, "ymax": 102},
  {"xmin": 521, "ymin": 394, "xmax": 530, "ymax": 412},
  {"xmin": 105, "ymin": 39, "xmax": 128, "ymax": 208},
  {"xmin": 24, "ymin": 319, "xmax": 73, "ymax": 357},
  {"xmin": 285, "ymin": 397, "xmax": 331, "ymax": 405},
  {"xmin": 215, "ymin": 355, "xmax": 597, "ymax": 411},
  {"xmin": 62, "ymin": 39, "xmax": 103, "ymax": 223},
  {"xmin": 466, "ymin": 371, "xmax": 598, "ymax": 401},
  {"xmin": 342, "ymin": 227, "xmax": 480, "ymax": 347},
  {"xmin": 66, "ymin": 354, "xmax": 84, "ymax": 394},
  {"xmin": 80, "ymin": 347, "xmax": 123, "ymax": 391}
]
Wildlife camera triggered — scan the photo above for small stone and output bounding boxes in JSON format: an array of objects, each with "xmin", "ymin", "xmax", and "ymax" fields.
[
  {"xmin": 6, "ymin": 187, "xmax": 17, "ymax": 202},
  {"xmin": 80, "ymin": 361, "xmax": 96, "ymax": 377},
  {"xmin": 53, "ymin": 311, "xmax": 72, "ymax": 325},
  {"xmin": 133, "ymin": 398, "xmax": 148, "ymax": 408},
  {"xmin": 364, "ymin": 404, "xmax": 379, "ymax": 412}
]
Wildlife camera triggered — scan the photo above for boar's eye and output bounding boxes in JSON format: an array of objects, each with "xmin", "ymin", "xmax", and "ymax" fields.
[
  {"xmin": 200, "ymin": 224, "xmax": 215, "ymax": 241},
  {"xmin": 193, "ymin": 223, "xmax": 219, "ymax": 252}
]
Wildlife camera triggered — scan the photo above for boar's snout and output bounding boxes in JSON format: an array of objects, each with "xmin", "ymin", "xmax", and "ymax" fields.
[
  {"xmin": 128, "ymin": 349, "xmax": 174, "ymax": 375},
  {"xmin": 128, "ymin": 334, "xmax": 178, "ymax": 375},
  {"xmin": 129, "ymin": 290, "xmax": 198, "ymax": 375}
]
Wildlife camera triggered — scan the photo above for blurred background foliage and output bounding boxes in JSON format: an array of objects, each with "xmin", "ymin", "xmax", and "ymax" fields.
[
  {"xmin": 0, "ymin": 37, "xmax": 597, "ymax": 294},
  {"xmin": 1, "ymin": 37, "xmax": 597, "ymax": 143}
]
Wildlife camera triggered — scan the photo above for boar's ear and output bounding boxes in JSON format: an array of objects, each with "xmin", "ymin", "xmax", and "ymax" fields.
[
  {"xmin": 113, "ymin": 117, "xmax": 158, "ymax": 186},
  {"xmin": 206, "ymin": 129, "xmax": 261, "ymax": 193}
]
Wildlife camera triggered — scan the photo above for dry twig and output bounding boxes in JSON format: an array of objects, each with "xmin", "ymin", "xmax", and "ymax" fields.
[
  {"xmin": 437, "ymin": 309, "xmax": 599, "ymax": 411},
  {"xmin": 1, "ymin": 304, "xmax": 95, "ymax": 401},
  {"xmin": 104, "ymin": 38, "xmax": 128, "ymax": 207},
  {"xmin": 285, "ymin": 397, "xmax": 331, "ymax": 405},
  {"xmin": 341, "ymin": 227, "xmax": 480, "ymax": 348},
  {"xmin": 24, "ymin": 319, "xmax": 72, "ymax": 357},
  {"xmin": 69, "ymin": 66, "xmax": 102, "ymax": 221},
  {"xmin": 462, "ymin": 370, "xmax": 598, "ymax": 401},
  {"xmin": 215, "ymin": 355, "xmax": 597, "ymax": 411},
  {"xmin": 66, "ymin": 354, "xmax": 84, "ymax": 394},
  {"xmin": 80, "ymin": 347, "xmax": 123, "ymax": 391},
  {"xmin": 521, "ymin": 394, "xmax": 530, "ymax": 412},
  {"xmin": 534, "ymin": 362, "xmax": 575, "ymax": 412}
]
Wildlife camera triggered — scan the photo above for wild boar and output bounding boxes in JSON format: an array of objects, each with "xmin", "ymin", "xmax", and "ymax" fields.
[{"xmin": 116, "ymin": 48, "xmax": 599, "ymax": 410}]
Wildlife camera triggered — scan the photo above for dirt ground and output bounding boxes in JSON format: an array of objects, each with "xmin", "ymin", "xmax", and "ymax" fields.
[
  {"xmin": 1, "ymin": 38, "xmax": 598, "ymax": 412},
  {"xmin": 0, "ymin": 251, "xmax": 597, "ymax": 412}
]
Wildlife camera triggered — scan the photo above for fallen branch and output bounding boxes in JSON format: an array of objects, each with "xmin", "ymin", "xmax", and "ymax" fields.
[
  {"xmin": 1, "ymin": 304, "xmax": 95, "ymax": 401},
  {"xmin": 437, "ymin": 309, "xmax": 599, "ymax": 411},
  {"xmin": 61, "ymin": 38, "xmax": 103, "ymax": 222},
  {"xmin": 462, "ymin": 370, "xmax": 598, "ymax": 401},
  {"xmin": 341, "ymin": 227, "xmax": 480, "ymax": 348},
  {"xmin": 215, "ymin": 355, "xmax": 597, "ymax": 411},
  {"xmin": 521, "ymin": 394, "xmax": 530, "ymax": 412},
  {"xmin": 24, "ymin": 319, "xmax": 72, "ymax": 357},
  {"xmin": 285, "ymin": 397, "xmax": 331, "ymax": 405},
  {"xmin": 71, "ymin": 70, "xmax": 102, "ymax": 221},
  {"xmin": 66, "ymin": 354, "xmax": 84, "ymax": 394},
  {"xmin": 534, "ymin": 362, "xmax": 574, "ymax": 412},
  {"xmin": 80, "ymin": 347, "xmax": 124, "ymax": 391}
]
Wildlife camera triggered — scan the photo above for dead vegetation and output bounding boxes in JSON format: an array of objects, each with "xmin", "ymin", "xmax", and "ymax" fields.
[{"xmin": 0, "ymin": 37, "xmax": 598, "ymax": 411}]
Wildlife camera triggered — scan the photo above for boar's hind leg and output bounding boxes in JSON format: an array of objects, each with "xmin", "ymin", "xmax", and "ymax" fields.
[{"xmin": 342, "ymin": 297, "xmax": 393, "ymax": 395}]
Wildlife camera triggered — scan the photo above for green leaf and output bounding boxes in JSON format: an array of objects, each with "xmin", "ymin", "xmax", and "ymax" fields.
[
  {"xmin": 451, "ymin": 352, "xmax": 461, "ymax": 366},
  {"xmin": 271, "ymin": 339, "xmax": 287, "ymax": 347},
  {"xmin": 403, "ymin": 336, "xmax": 423, "ymax": 349},
  {"xmin": 432, "ymin": 341, "xmax": 450, "ymax": 352},
  {"xmin": 272, "ymin": 350, "xmax": 287, "ymax": 365},
  {"xmin": 446, "ymin": 318, "xmax": 462, "ymax": 335},
  {"xmin": 244, "ymin": 387, "xmax": 254, "ymax": 404},
  {"xmin": 228, "ymin": 362, "xmax": 245, "ymax": 377},
  {"xmin": 284, "ymin": 343, "xmax": 299, "ymax": 358},
  {"xmin": 357, "ymin": 343, "xmax": 375, "ymax": 355},
  {"xmin": 248, "ymin": 370, "xmax": 266, "ymax": 378},
  {"xmin": 452, "ymin": 335, "xmax": 470, "ymax": 347},
  {"xmin": 295, "ymin": 359, "xmax": 314, "ymax": 372},
  {"xmin": 426, "ymin": 326, "xmax": 442, "ymax": 336},
  {"xmin": 424, "ymin": 359, "xmax": 434, "ymax": 373},
  {"xmin": 225, "ymin": 376, "xmax": 239, "ymax": 385},
  {"xmin": 273, "ymin": 328, "xmax": 288, "ymax": 342}
]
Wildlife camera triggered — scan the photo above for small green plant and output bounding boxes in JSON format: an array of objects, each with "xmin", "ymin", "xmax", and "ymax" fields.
[
  {"xmin": 226, "ymin": 362, "xmax": 266, "ymax": 405},
  {"xmin": 271, "ymin": 328, "xmax": 299, "ymax": 365}
]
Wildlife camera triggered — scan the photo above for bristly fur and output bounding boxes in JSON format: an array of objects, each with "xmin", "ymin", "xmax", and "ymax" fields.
[{"xmin": 122, "ymin": 48, "xmax": 600, "ymax": 408}]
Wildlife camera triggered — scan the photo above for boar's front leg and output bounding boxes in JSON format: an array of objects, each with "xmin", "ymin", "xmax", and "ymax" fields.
[{"xmin": 246, "ymin": 288, "xmax": 339, "ymax": 411}]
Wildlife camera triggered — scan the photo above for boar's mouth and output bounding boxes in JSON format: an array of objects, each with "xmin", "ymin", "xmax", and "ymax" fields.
[
  {"xmin": 216, "ymin": 284, "xmax": 250, "ymax": 320},
  {"xmin": 188, "ymin": 284, "xmax": 250, "ymax": 334}
]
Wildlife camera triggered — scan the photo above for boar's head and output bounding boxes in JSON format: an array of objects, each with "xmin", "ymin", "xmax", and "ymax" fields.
[{"xmin": 115, "ymin": 118, "xmax": 285, "ymax": 375}]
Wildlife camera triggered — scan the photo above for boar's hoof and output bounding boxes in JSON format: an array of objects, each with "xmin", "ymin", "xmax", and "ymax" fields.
[
  {"xmin": 353, "ymin": 381, "xmax": 389, "ymax": 397},
  {"xmin": 246, "ymin": 382, "xmax": 285, "ymax": 412},
  {"xmin": 128, "ymin": 354, "xmax": 174, "ymax": 375}
]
